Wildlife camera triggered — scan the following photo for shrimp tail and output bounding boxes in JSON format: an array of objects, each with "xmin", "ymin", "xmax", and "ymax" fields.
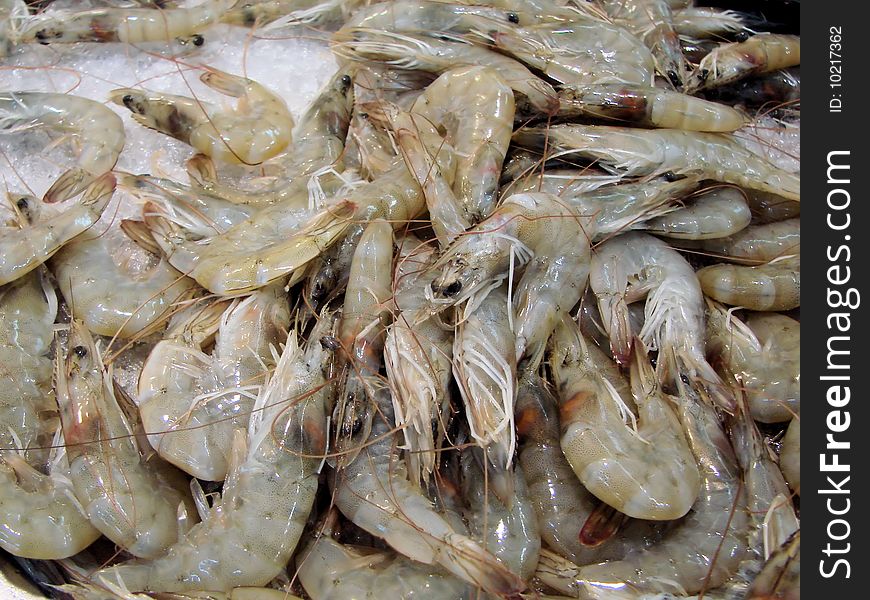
[
  {"xmin": 439, "ymin": 533, "xmax": 527, "ymax": 597},
  {"xmin": 44, "ymin": 168, "xmax": 96, "ymax": 204},
  {"xmin": 579, "ymin": 502, "xmax": 629, "ymax": 548},
  {"xmin": 665, "ymin": 347, "xmax": 736, "ymax": 413}
]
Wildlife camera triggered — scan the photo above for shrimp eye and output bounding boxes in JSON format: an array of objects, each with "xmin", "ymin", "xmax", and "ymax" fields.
[
  {"xmin": 507, "ymin": 12, "xmax": 520, "ymax": 24},
  {"xmin": 340, "ymin": 74, "xmax": 352, "ymax": 89},
  {"xmin": 73, "ymin": 345, "xmax": 88, "ymax": 358},
  {"xmin": 663, "ymin": 171, "xmax": 685, "ymax": 182},
  {"xmin": 191, "ymin": 34, "xmax": 205, "ymax": 47},
  {"xmin": 320, "ymin": 335, "xmax": 340, "ymax": 351},
  {"xmin": 122, "ymin": 94, "xmax": 136, "ymax": 110},
  {"xmin": 699, "ymin": 69, "xmax": 710, "ymax": 82},
  {"xmin": 667, "ymin": 70, "xmax": 681, "ymax": 87},
  {"xmin": 35, "ymin": 30, "xmax": 50, "ymax": 44},
  {"xmin": 443, "ymin": 281, "xmax": 462, "ymax": 297},
  {"xmin": 15, "ymin": 197, "xmax": 28, "ymax": 210},
  {"xmin": 680, "ymin": 374, "xmax": 691, "ymax": 385},
  {"xmin": 735, "ymin": 31, "xmax": 750, "ymax": 42}
]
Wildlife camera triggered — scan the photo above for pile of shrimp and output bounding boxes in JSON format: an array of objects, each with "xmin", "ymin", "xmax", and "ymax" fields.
[{"xmin": 0, "ymin": 0, "xmax": 799, "ymax": 598}]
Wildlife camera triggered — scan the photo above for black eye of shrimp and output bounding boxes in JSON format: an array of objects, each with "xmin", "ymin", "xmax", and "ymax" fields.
[
  {"xmin": 15, "ymin": 197, "xmax": 29, "ymax": 210},
  {"xmin": 73, "ymin": 345, "xmax": 88, "ymax": 358},
  {"xmin": 507, "ymin": 12, "xmax": 520, "ymax": 24},
  {"xmin": 443, "ymin": 281, "xmax": 462, "ymax": 297},
  {"xmin": 340, "ymin": 74, "xmax": 352, "ymax": 89},
  {"xmin": 122, "ymin": 95, "xmax": 137, "ymax": 111},
  {"xmin": 191, "ymin": 35, "xmax": 205, "ymax": 47}
]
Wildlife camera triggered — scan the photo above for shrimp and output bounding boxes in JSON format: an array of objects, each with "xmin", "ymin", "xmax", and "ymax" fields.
[
  {"xmin": 17, "ymin": 0, "xmax": 234, "ymax": 45},
  {"xmin": 186, "ymin": 67, "xmax": 355, "ymax": 207},
  {"xmin": 96, "ymin": 318, "xmax": 335, "ymax": 592},
  {"xmin": 779, "ymin": 417, "xmax": 799, "ymax": 496},
  {"xmin": 384, "ymin": 235, "xmax": 454, "ymax": 484},
  {"xmin": 0, "ymin": 92, "xmax": 124, "ymax": 203},
  {"xmin": 512, "ymin": 124, "xmax": 800, "ymax": 201},
  {"xmin": 697, "ymin": 255, "xmax": 800, "ymax": 311},
  {"xmin": 484, "ymin": 19, "xmax": 654, "ymax": 88},
  {"xmin": 460, "ymin": 450, "xmax": 541, "ymax": 580},
  {"xmin": 542, "ymin": 384, "xmax": 749, "ymax": 598},
  {"xmin": 0, "ymin": 173, "xmax": 116, "ymax": 286},
  {"xmin": 341, "ymin": 0, "xmax": 545, "ymax": 32},
  {"xmin": 297, "ymin": 511, "xmax": 475, "ymax": 600},
  {"xmin": 139, "ymin": 284, "xmax": 290, "ymax": 481},
  {"xmin": 638, "ymin": 186, "xmax": 752, "ymax": 239},
  {"xmin": 143, "ymin": 197, "xmax": 355, "ymax": 295},
  {"xmin": 111, "ymin": 67, "xmax": 294, "ymax": 166},
  {"xmin": 600, "ymin": 0, "xmax": 688, "ymax": 88},
  {"xmin": 55, "ymin": 320, "xmax": 195, "ymax": 559},
  {"xmin": 589, "ymin": 231, "xmax": 734, "ymax": 410},
  {"xmin": 744, "ymin": 189, "xmax": 800, "ymax": 224},
  {"xmin": 50, "ymin": 222, "xmax": 198, "ymax": 339},
  {"xmin": 0, "ymin": 268, "xmax": 56, "ymax": 467},
  {"xmin": 672, "ymin": 7, "xmax": 746, "ymax": 39},
  {"xmin": 347, "ymin": 109, "xmax": 401, "ymax": 181},
  {"xmin": 453, "ymin": 283, "xmax": 517, "ymax": 472},
  {"xmin": 685, "ymin": 34, "xmax": 801, "ymax": 93},
  {"xmin": 224, "ymin": 0, "xmax": 361, "ymax": 29},
  {"xmin": 330, "ymin": 386, "xmax": 526, "ymax": 597},
  {"xmin": 706, "ymin": 302, "xmax": 799, "ymax": 423},
  {"xmin": 330, "ymin": 27, "xmax": 560, "ymax": 114},
  {"xmin": 682, "ymin": 217, "xmax": 799, "ymax": 263},
  {"xmin": 332, "ymin": 219, "xmax": 394, "ymax": 469},
  {"xmin": 407, "ymin": 65, "xmax": 515, "ymax": 224},
  {"xmin": 554, "ymin": 84, "xmax": 748, "ymax": 132},
  {"xmin": 550, "ymin": 320, "xmax": 700, "ymax": 521},
  {"xmin": 704, "ymin": 68, "xmax": 801, "ymax": 112},
  {"xmin": 513, "ymin": 198, "xmax": 591, "ymax": 362},
  {"xmin": 515, "ymin": 370, "xmax": 663, "ymax": 566},
  {"xmin": 0, "ymin": 435, "xmax": 101, "ymax": 559}
]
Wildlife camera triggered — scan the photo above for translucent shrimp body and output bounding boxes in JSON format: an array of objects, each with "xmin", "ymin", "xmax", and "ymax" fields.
[
  {"xmin": 56, "ymin": 321, "xmax": 194, "ymax": 559},
  {"xmin": 512, "ymin": 124, "xmax": 800, "ymax": 201},
  {"xmin": 51, "ymin": 224, "xmax": 197, "ymax": 339},
  {"xmin": 138, "ymin": 285, "xmax": 290, "ymax": 481},
  {"xmin": 685, "ymin": 217, "xmax": 800, "ymax": 263},
  {"xmin": 332, "ymin": 388, "xmax": 526, "ymax": 597},
  {"xmin": 0, "ymin": 270, "xmax": 56, "ymax": 465},
  {"xmin": 0, "ymin": 92, "xmax": 125, "ymax": 202},
  {"xmin": 550, "ymin": 320, "xmax": 700, "ymax": 521},
  {"xmin": 0, "ymin": 173, "xmax": 115, "ymax": 286},
  {"xmin": 554, "ymin": 389, "xmax": 749, "ymax": 598},
  {"xmin": 555, "ymin": 84, "xmax": 748, "ymax": 132},
  {"xmin": 706, "ymin": 304, "xmax": 799, "ymax": 423},
  {"xmin": 17, "ymin": 0, "xmax": 234, "ymax": 45},
  {"xmin": 686, "ymin": 34, "xmax": 801, "ymax": 93},
  {"xmin": 697, "ymin": 256, "xmax": 800, "ymax": 311},
  {"xmin": 408, "ymin": 66, "xmax": 515, "ymax": 224},
  {"xmin": 97, "ymin": 321, "xmax": 334, "ymax": 592},
  {"xmin": 111, "ymin": 68, "xmax": 294, "ymax": 166},
  {"xmin": 638, "ymin": 186, "xmax": 752, "ymax": 240},
  {"xmin": 590, "ymin": 231, "xmax": 733, "ymax": 410}
]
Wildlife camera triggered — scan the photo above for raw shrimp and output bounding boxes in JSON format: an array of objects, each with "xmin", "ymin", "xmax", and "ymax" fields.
[
  {"xmin": 686, "ymin": 34, "xmax": 801, "ymax": 93},
  {"xmin": 0, "ymin": 438, "xmax": 101, "ymax": 559},
  {"xmin": 638, "ymin": 186, "xmax": 751, "ymax": 239},
  {"xmin": 0, "ymin": 92, "xmax": 124, "ymax": 202},
  {"xmin": 186, "ymin": 67, "xmax": 355, "ymax": 207},
  {"xmin": 50, "ymin": 223, "xmax": 198, "ymax": 339},
  {"xmin": 600, "ymin": 0, "xmax": 688, "ymax": 87},
  {"xmin": 512, "ymin": 124, "xmax": 800, "ymax": 200},
  {"xmin": 331, "ymin": 27, "xmax": 560, "ymax": 114},
  {"xmin": 460, "ymin": 450, "xmax": 541, "ymax": 580},
  {"xmin": 347, "ymin": 109, "xmax": 401, "ymax": 180},
  {"xmin": 513, "ymin": 198, "xmax": 590, "ymax": 362},
  {"xmin": 453, "ymin": 283, "xmax": 517, "ymax": 472},
  {"xmin": 672, "ymin": 7, "xmax": 746, "ymax": 39},
  {"xmin": 56, "ymin": 320, "xmax": 195, "ymax": 559},
  {"xmin": 408, "ymin": 65, "xmax": 515, "ymax": 224},
  {"xmin": 549, "ymin": 320, "xmax": 700, "ymax": 521},
  {"xmin": 0, "ymin": 172, "xmax": 115, "ymax": 286},
  {"xmin": 143, "ymin": 197, "xmax": 355, "ymax": 295},
  {"xmin": 342, "ymin": 0, "xmax": 544, "ymax": 32},
  {"xmin": 332, "ymin": 219, "xmax": 393, "ymax": 469},
  {"xmin": 744, "ymin": 189, "xmax": 800, "ymax": 224},
  {"xmin": 554, "ymin": 84, "xmax": 748, "ymax": 132},
  {"xmin": 331, "ymin": 386, "xmax": 526, "ymax": 596},
  {"xmin": 111, "ymin": 68, "xmax": 294, "ymax": 165},
  {"xmin": 541, "ymin": 384, "xmax": 749, "ymax": 598},
  {"xmin": 17, "ymin": 0, "xmax": 234, "ymax": 45},
  {"xmin": 485, "ymin": 19, "xmax": 654, "ymax": 88},
  {"xmin": 224, "ymin": 0, "xmax": 361, "ymax": 28},
  {"xmin": 697, "ymin": 255, "xmax": 800, "ymax": 311},
  {"xmin": 297, "ymin": 511, "xmax": 475, "ymax": 600},
  {"xmin": 384, "ymin": 235, "xmax": 453, "ymax": 484},
  {"xmin": 683, "ymin": 217, "xmax": 799, "ymax": 263},
  {"xmin": 96, "ymin": 319, "xmax": 335, "ymax": 592},
  {"xmin": 0, "ymin": 268, "xmax": 57, "ymax": 468},
  {"xmin": 515, "ymin": 370, "xmax": 663, "ymax": 565},
  {"xmin": 706, "ymin": 303, "xmax": 799, "ymax": 423},
  {"xmin": 779, "ymin": 417, "xmax": 799, "ymax": 495},
  {"xmin": 138, "ymin": 285, "xmax": 290, "ymax": 481},
  {"xmin": 704, "ymin": 68, "xmax": 801, "ymax": 111},
  {"xmin": 589, "ymin": 231, "xmax": 734, "ymax": 410}
]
